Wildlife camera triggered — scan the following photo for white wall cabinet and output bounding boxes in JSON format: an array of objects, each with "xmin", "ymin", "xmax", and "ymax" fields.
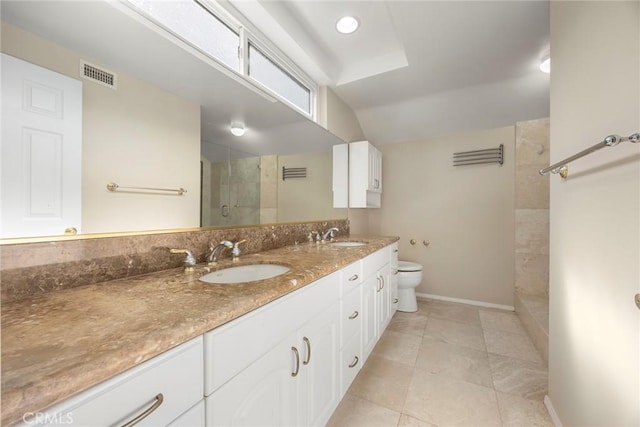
[{"xmin": 333, "ymin": 141, "xmax": 382, "ymax": 208}]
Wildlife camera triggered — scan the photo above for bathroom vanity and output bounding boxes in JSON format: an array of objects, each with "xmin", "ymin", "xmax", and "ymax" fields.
[{"xmin": 1, "ymin": 236, "xmax": 398, "ymax": 426}]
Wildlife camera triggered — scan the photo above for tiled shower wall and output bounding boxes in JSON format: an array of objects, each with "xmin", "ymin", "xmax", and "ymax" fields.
[{"xmin": 514, "ymin": 117, "xmax": 550, "ymax": 364}]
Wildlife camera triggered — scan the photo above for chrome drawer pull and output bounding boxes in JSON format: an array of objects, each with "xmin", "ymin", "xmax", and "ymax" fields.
[
  {"xmin": 348, "ymin": 274, "xmax": 359, "ymax": 282},
  {"xmin": 303, "ymin": 337, "xmax": 311, "ymax": 365},
  {"xmin": 348, "ymin": 356, "xmax": 359, "ymax": 368},
  {"xmin": 348, "ymin": 311, "xmax": 359, "ymax": 320},
  {"xmin": 291, "ymin": 346, "xmax": 300, "ymax": 377},
  {"xmin": 393, "ymin": 298, "xmax": 399, "ymax": 304},
  {"xmin": 380, "ymin": 276, "xmax": 385, "ymax": 289},
  {"xmin": 120, "ymin": 393, "xmax": 164, "ymax": 427},
  {"xmin": 376, "ymin": 277, "xmax": 381, "ymax": 292}
]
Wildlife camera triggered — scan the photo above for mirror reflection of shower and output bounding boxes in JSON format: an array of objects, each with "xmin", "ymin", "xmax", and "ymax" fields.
[{"xmin": 201, "ymin": 142, "xmax": 273, "ymax": 227}]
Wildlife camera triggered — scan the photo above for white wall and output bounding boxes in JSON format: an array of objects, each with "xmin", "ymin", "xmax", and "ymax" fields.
[
  {"xmin": 368, "ymin": 126, "xmax": 516, "ymax": 307},
  {"xmin": 548, "ymin": 2, "xmax": 640, "ymax": 425},
  {"xmin": 1, "ymin": 22, "xmax": 201, "ymax": 234}
]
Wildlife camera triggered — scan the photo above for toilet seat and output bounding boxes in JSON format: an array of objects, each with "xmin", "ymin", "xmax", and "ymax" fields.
[{"xmin": 398, "ymin": 261, "xmax": 422, "ymax": 272}]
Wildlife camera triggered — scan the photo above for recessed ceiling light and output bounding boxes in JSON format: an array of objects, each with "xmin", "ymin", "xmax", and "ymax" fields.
[
  {"xmin": 539, "ymin": 54, "xmax": 550, "ymax": 74},
  {"xmin": 336, "ymin": 16, "xmax": 359, "ymax": 34},
  {"xmin": 230, "ymin": 122, "xmax": 245, "ymax": 137}
]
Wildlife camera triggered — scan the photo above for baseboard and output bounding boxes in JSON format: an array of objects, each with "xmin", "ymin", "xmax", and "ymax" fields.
[
  {"xmin": 544, "ymin": 395, "xmax": 563, "ymax": 427},
  {"xmin": 416, "ymin": 292, "xmax": 515, "ymax": 311}
]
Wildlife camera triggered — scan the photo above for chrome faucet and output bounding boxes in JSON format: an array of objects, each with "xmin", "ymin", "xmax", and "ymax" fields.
[
  {"xmin": 231, "ymin": 240, "xmax": 246, "ymax": 262},
  {"xmin": 169, "ymin": 248, "xmax": 197, "ymax": 272},
  {"xmin": 208, "ymin": 240, "xmax": 233, "ymax": 265},
  {"xmin": 321, "ymin": 227, "xmax": 339, "ymax": 242}
]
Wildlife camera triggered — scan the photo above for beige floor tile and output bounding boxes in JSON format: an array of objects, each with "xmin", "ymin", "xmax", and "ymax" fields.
[
  {"xmin": 484, "ymin": 328, "xmax": 542, "ymax": 363},
  {"xmin": 489, "ymin": 353, "xmax": 548, "ymax": 400},
  {"xmin": 371, "ymin": 330, "xmax": 422, "ymax": 367},
  {"xmin": 496, "ymin": 392, "xmax": 553, "ymax": 426},
  {"xmin": 398, "ymin": 414, "xmax": 437, "ymax": 427},
  {"xmin": 347, "ymin": 354, "xmax": 414, "ymax": 412},
  {"xmin": 423, "ymin": 317, "xmax": 486, "ymax": 351},
  {"xmin": 479, "ymin": 309, "xmax": 528, "ymax": 335},
  {"xmin": 414, "ymin": 300, "xmax": 431, "ymax": 316},
  {"xmin": 387, "ymin": 311, "xmax": 428, "ymax": 336},
  {"xmin": 404, "ymin": 370, "xmax": 502, "ymax": 427},
  {"xmin": 327, "ymin": 393, "xmax": 401, "ymax": 427},
  {"xmin": 415, "ymin": 336, "xmax": 493, "ymax": 388},
  {"xmin": 427, "ymin": 301, "xmax": 481, "ymax": 325}
]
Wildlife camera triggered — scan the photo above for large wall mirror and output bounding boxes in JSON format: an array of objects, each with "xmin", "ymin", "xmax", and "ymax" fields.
[{"xmin": 0, "ymin": 0, "xmax": 348, "ymax": 240}]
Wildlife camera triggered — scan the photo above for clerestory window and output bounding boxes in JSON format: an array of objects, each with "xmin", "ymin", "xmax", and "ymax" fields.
[{"xmin": 124, "ymin": 0, "xmax": 315, "ymax": 118}]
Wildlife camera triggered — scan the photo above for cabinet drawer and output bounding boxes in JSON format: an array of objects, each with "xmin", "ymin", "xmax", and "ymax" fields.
[
  {"xmin": 340, "ymin": 334, "xmax": 362, "ymax": 398},
  {"xmin": 168, "ymin": 400, "xmax": 205, "ymax": 426},
  {"xmin": 340, "ymin": 286, "xmax": 362, "ymax": 346},
  {"xmin": 340, "ymin": 261, "xmax": 362, "ymax": 295},
  {"xmin": 26, "ymin": 337, "xmax": 204, "ymax": 427},
  {"xmin": 204, "ymin": 271, "xmax": 340, "ymax": 395}
]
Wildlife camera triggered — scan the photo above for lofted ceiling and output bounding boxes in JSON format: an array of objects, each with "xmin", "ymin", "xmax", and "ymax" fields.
[{"xmin": 227, "ymin": 0, "xmax": 551, "ymax": 145}]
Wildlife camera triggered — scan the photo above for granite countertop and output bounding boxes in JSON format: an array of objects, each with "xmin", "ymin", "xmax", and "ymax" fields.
[{"xmin": 1, "ymin": 235, "xmax": 398, "ymax": 426}]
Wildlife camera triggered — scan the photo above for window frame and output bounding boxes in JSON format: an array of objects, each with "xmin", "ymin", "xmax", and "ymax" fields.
[
  {"xmin": 122, "ymin": 0, "xmax": 317, "ymax": 121},
  {"xmin": 244, "ymin": 33, "xmax": 317, "ymax": 119}
]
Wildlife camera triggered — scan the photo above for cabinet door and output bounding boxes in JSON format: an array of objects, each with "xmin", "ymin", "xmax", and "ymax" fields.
[
  {"xmin": 362, "ymin": 275, "xmax": 378, "ymax": 362},
  {"xmin": 377, "ymin": 267, "xmax": 392, "ymax": 331},
  {"xmin": 368, "ymin": 145, "xmax": 382, "ymax": 193},
  {"xmin": 206, "ymin": 336, "xmax": 298, "ymax": 427},
  {"xmin": 298, "ymin": 303, "xmax": 340, "ymax": 427}
]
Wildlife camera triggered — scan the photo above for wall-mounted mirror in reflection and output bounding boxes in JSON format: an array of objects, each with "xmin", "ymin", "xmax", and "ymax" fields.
[
  {"xmin": 0, "ymin": 0, "xmax": 348, "ymax": 240},
  {"xmin": 201, "ymin": 143, "xmax": 343, "ymax": 228}
]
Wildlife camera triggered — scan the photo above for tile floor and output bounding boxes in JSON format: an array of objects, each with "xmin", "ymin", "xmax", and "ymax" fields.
[{"xmin": 328, "ymin": 299, "xmax": 553, "ymax": 427}]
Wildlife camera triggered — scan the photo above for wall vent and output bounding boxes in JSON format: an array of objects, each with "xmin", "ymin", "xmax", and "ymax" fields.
[{"xmin": 80, "ymin": 60, "xmax": 118, "ymax": 89}]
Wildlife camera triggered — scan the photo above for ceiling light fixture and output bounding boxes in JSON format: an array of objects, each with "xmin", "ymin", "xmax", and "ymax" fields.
[
  {"xmin": 230, "ymin": 122, "xmax": 245, "ymax": 137},
  {"xmin": 539, "ymin": 53, "xmax": 550, "ymax": 74},
  {"xmin": 336, "ymin": 16, "xmax": 359, "ymax": 34}
]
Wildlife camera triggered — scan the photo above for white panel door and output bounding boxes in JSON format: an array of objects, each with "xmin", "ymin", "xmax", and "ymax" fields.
[{"xmin": 1, "ymin": 53, "xmax": 82, "ymax": 238}]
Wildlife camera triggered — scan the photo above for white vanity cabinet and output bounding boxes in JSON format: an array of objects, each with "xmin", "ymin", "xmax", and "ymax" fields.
[
  {"xmin": 332, "ymin": 141, "xmax": 382, "ymax": 208},
  {"xmin": 338, "ymin": 261, "xmax": 364, "ymax": 397},
  {"xmin": 389, "ymin": 243, "xmax": 399, "ymax": 314},
  {"xmin": 362, "ymin": 247, "xmax": 393, "ymax": 362},
  {"xmin": 204, "ymin": 271, "xmax": 341, "ymax": 427},
  {"xmin": 19, "ymin": 337, "xmax": 205, "ymax": 427}
]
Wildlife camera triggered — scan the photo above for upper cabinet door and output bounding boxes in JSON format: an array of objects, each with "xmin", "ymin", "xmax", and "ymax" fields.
[
  {"xmin": 1, "ymin": 54, "xmax": 82, "ymax": 238},
  {"xmin": 348, "ymin": 141, "xmax": 382, "ymax": 208}
]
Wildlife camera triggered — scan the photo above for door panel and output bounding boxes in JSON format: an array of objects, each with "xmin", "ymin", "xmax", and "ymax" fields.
[{"xmin": 1, "ymin": 53, "xmax": 82, "ymax": 238}]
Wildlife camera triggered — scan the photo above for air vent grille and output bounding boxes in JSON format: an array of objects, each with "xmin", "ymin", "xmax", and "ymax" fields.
[{"xmin": 80, "ymin": 61, "xmax": 117, "ymax": 89}]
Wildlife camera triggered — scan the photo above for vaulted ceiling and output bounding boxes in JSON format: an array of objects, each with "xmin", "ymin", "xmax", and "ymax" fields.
[{"xmin": 228, "ymin": 0, "xmax": 550, "ymax": 144}]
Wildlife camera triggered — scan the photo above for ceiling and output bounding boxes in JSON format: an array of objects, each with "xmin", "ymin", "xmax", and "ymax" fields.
[{"xmin": 227, "ymin": 0, "xmax": 551, "ymax": 145}]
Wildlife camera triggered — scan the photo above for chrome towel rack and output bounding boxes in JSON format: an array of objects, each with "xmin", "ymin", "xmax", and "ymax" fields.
[
  {"xmin": 453, "ymin": 144, "xmax": 503, "ymax": 167},
  {"xmin": 106, "ymin": 182, "xmax": 187, "ymax": 195},
  {"xmin": 539, "ymin": 133, "xmax": 639, "ymax": 178}
]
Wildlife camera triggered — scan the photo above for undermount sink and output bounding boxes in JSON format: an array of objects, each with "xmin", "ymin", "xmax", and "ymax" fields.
[
  {"xmin": 200, "ymin": 264, "xmax": 290, "ymax": 284},
  {"xmin": 330, "ymin": 241, "xmax": 366, "ymax": 247}
]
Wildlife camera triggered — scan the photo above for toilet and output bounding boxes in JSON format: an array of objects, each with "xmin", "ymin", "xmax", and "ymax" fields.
[{"xmin": 397, "ymin": 261, "xmax": 423, "ymax": 312}]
